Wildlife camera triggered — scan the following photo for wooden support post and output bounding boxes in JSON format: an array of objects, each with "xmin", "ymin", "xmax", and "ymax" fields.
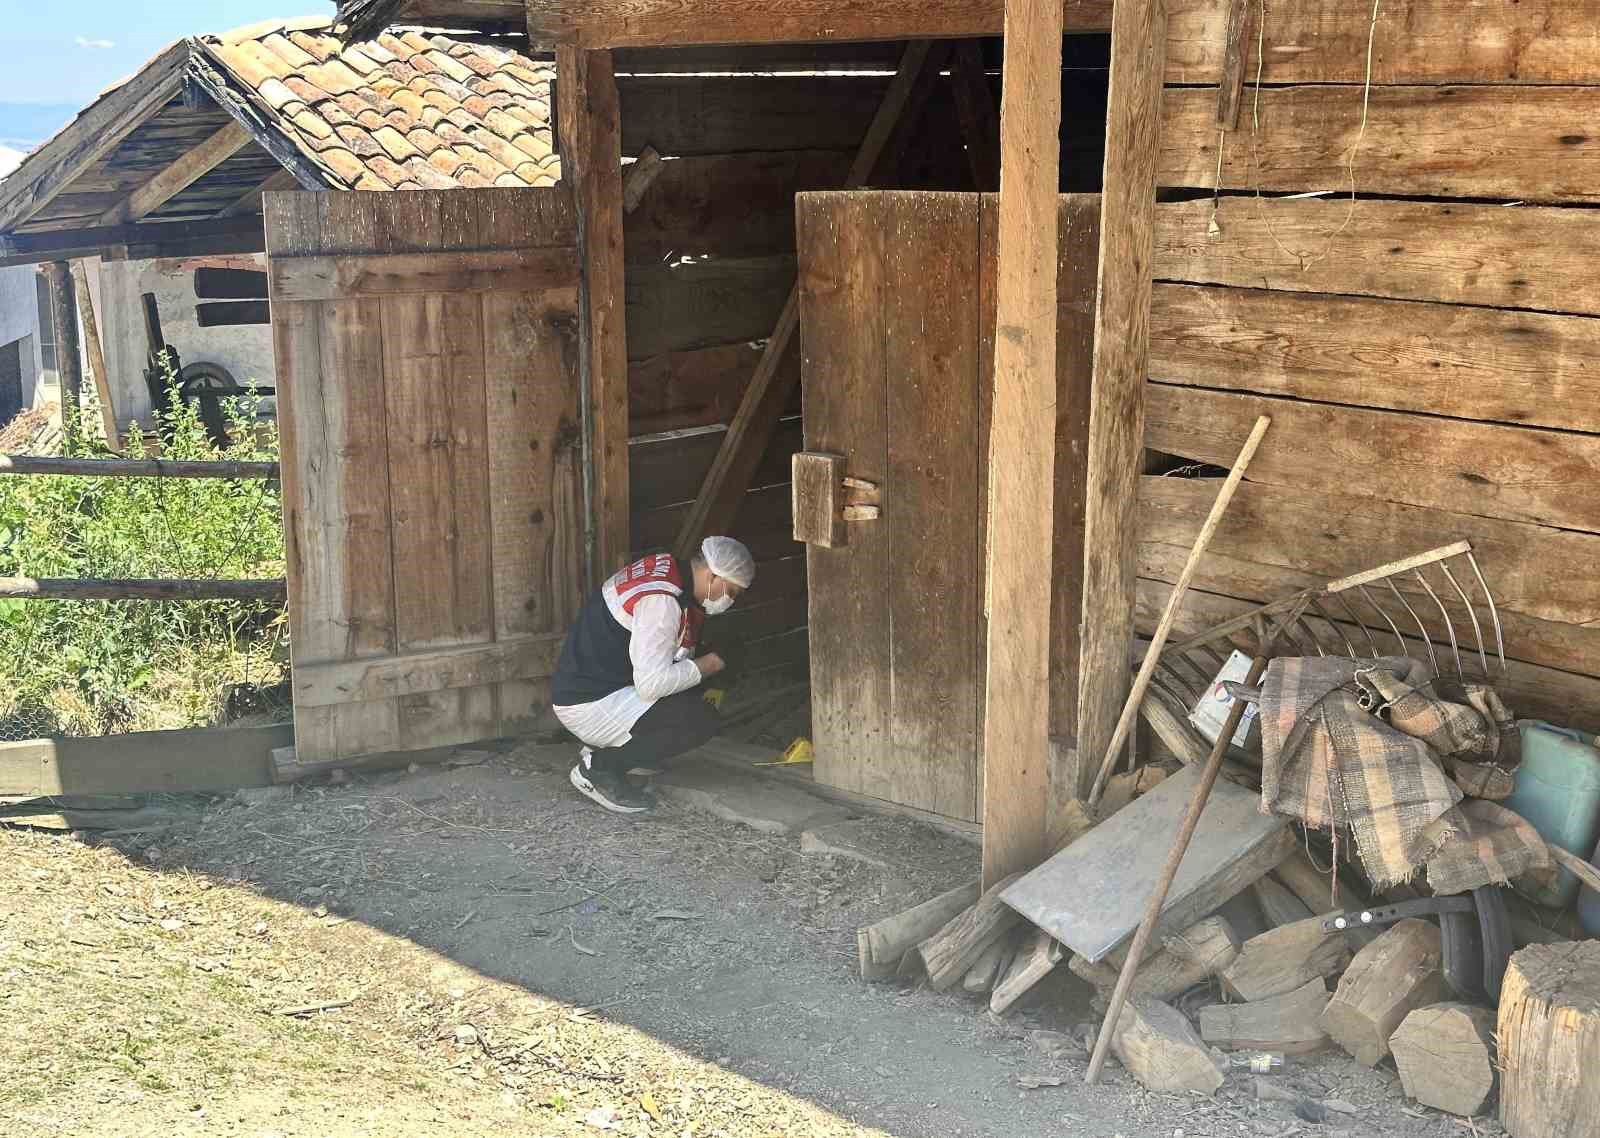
[
  {"xmin": 557, "ymin": 45, "xmax": 630, "ymax": 584},
  {"xmin": 1075, "ymin": 0, "xmax": 1168, "ymax": 804},
  {"xmin": 671, "ymin": 39, "xmax": 937, "ymax": 565},
  {"xmin": 68, "ymin": 260, "xmax": 119, "ymax": 450},
  {"xmin": 981, "ymin": 0, "xmax": 1065, "ymax": 890},
  {"xmin": 42, "ymin": 261, "xmax": 82, "ymax": 452},
  {"xmin": 951, "ymin": 41, "xmax": 1000, "ymax": 191}
]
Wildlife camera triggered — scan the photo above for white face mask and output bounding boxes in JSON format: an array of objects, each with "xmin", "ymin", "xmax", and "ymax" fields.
[{"xmin": 703, "ymin": 577, "xmax": 735, "ymax": 616}]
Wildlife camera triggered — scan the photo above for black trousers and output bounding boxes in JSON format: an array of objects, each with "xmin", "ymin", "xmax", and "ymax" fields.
[{"xmin": 589, "ymin": 690, "xmax": 721, "ymax": 775}]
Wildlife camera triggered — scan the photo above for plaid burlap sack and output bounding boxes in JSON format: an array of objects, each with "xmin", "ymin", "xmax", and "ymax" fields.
[{"xmin": 1424, "ymin": 799, "xmax": 1550, "ymax": 895}]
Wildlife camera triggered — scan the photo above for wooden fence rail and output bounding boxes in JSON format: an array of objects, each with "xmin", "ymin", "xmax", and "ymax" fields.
[
  {"xmin": 0, "ymin": 455, "xmax": 279, "ymax": 479},
  {"xmin": 0, "ymin": 577, "xmax": 287, "ymax": 602}
]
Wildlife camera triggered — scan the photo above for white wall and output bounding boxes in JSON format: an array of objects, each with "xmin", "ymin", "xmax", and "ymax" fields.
[
  {"xmin": 98, "ymin": 254, "xmax": 276, "ymax": 429},
  {"xmin": 0, "ymin": 264, "xmax": 46, "ymax": 409}
]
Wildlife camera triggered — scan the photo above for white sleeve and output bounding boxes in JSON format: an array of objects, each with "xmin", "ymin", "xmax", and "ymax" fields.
[{"xmin": 629, "ymin": 593, "xmax": 703, "ymax": 701}]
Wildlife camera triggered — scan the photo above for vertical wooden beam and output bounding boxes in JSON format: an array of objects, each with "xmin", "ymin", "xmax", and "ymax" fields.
[
  {"xmin": 43, "ymin": 261, "xmax": 82, "ymax": 453},
  {"xmin": 1074, "ymin": 0, "xmax": 1169, "ymax": 812},
  {"xmin": 981, "ymin": 0, "xmax": 1065, "ymax": 888},
  {"xmin": 952, "ymin": 41, "xmax": 1001, "ymax": 191},
  {"xmin": 556, "ymin": 45, "xmax": 630, "ymax": 583},
  {"xmin": 69, "ymin": 260, "xmax": 120, "ymax": 450}
]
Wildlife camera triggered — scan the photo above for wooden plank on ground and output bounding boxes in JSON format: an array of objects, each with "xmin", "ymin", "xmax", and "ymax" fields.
[
  {"xmin": 0, "ymin": 724, "xmax": 292, "ymax": 797},
  {"xmin": 265, "ymin": 193, "xmax": 401, "ymax": 762},
  {"xmin": 1002, "ymin": 762, "xmax": 1294, "ymax": 963},
  {"xmin": 1154, "ymin": 198, "xmax": 1600, "ymax": 317},
  {"xmin": 795, "ymin": 192, "xmax": 893, "ymax": 805},
  {"xmin": 982, "ymin": 0, "xmax": 1066, "ymax": 887},
  {"xmin": 1074, "ymin": 0, "xmax": 1167, "ymax": 819},
  {"xmin": 270, "ymin": 249, "xmax": 579, "ymax": 301},
  {"xmin": 1161, "ymin": 85, "xmax": 1600, "ymax": 203},
  {"xmin": 1150, "ymin": 284, "xmax": 1600, "ymax": 435},
  {"xmin": 558, "ymin": 46, "xmax": 630, "ymax": 583},
  {"xmin": 1146, "ymin": 385, "xmax": 1600, "ymax": 535},
  {"xmin": 525, "ymin": 0, "xmax": 1114, "ymax": 48},
  {"xmin": 623, "ymin": 150, "xmax": 852, "ymax": 263}
]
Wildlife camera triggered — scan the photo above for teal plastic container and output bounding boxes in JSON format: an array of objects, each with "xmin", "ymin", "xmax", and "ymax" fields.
[{"xmin": 1505, "ymin": 720, "xmax": 1600, "ymax": 910}]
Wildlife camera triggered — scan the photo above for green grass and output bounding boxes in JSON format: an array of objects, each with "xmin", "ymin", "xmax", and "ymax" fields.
[{"xmin": 0, "ymin": 381, "xmax": 287, "ymax": 737}]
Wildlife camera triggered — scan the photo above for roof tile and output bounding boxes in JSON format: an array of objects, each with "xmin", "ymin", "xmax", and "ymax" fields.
[
  {"xmin": 403, "ymin": 157, "xmax": 459, "ymax": 190},
  {"xmin": 418, "ymin": 105, "xmax": 447, "ymax": 129},
  {"xmin": 384, "ymin": 109, "xmax": 419, "ymax": 133},
  {"xmin": 398, "ymin": 32, "xmax": 436, "ymax": 55},
  {"xmin": 494, "ymin": 171, "xmax": 526, "ymax": 188},
  {"xmin": 334, "ymin": 125, "xmax": 384, "ymax": 158},
  {"xmin": 356, "ymin": 37, "xmax": 396, "ymax": 64},
  {"xmin": 389, "ymin": 88, "xmax": 428, "ymax": 118},
  {"xmin": 259, "ymin": 32, "xmax": 318, "ymax": 69},
  {"xmin": 374, "ymin": 33, "xmax": 412, "ymax": 60},
  {"xmin": 370, "ymin": 125, "xmax": 421, "ymax": 162},
  {"xmin": 457, "ymin": 50, "xmax": 501, "ymax": 78},
  {"xmin": 283, "ymin": 76, "xmax": 329, "ymax": 105},
  {"xmin": 318, "ymin": 147, "xmax": 370, "ymax": 186},
  {"xmin": 484, "ymin": 109, "xmax": 528, "ymax": 140},
  {"xmin": 454, "ymin": 144, "xmax": 511, "ymax": 179},
  {"xmin": 383, "ymin": 61, "xmax": 418, "ymax": 85},
  {"xmin": 365, "ymin": 155, "xmax": 410, "ymax": 187},
  {"xmin": 510, "ymin": 131, "xmax": 553, "ymax": 162},
  {"xmin": 340, "ymin": 45, "xmax": 383, "ymax": 77},
  {"xmin": 457, "ymin": 167, "xmax": 493, "ymax": 188},
  {"xmin": 425, "ymin": 49, "xmax": 477, "ymax": 85},
  {"xmin": 289, "ymin": 109, "xmax": 336, "ymax": 142},
  {"xmin": 253, "ymin": 77, "xmax": 303, "ymax": 112},
  {"xmin": 427, "ymin": 148, "xmax": 466, "ymax": 178},
  {"xmin": 353, "ymin": 172, "xmax": 389, "ymax": 190},
  {"xmin": 408, "ymin": 53, "xmax": 440, "ymax": 76},
  {"xmin": 304, "ymin": 59, "xmax": 367, "ymax": 97},
  {"xmin": 405, "ymin": 128, "xmax": 447, "ymax": 157},
  {"xmin": 288, "ymin": 31, "xmax": 338, "ymax": 62}
]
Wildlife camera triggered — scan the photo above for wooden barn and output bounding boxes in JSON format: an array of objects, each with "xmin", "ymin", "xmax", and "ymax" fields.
[{"xmin": 8, "ymin": 0, "xmax": 1600, "ymax": 900}]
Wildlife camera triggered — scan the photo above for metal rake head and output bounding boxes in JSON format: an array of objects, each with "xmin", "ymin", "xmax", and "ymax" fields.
[{"xmin": 1152, "ymin": 541, "xmax": 1507, "ymax": 715}]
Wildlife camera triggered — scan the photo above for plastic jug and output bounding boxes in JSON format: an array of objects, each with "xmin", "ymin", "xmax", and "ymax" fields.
[{"xmin": 1504, "ymin": 720, "xmax": 1600, "ymax": 910}]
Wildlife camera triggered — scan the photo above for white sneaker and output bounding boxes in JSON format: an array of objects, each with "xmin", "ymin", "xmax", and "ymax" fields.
[{"xmin": 569, "ymin": 762, "xmax": 650, "ymax": 815}]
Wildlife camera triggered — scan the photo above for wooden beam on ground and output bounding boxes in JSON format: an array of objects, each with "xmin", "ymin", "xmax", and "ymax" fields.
[
  {"xmin": 557, "ymin": 45, "xmax": 630, "ymax": 584},
  {"xmin": 42, "ymin": 262, "xmax": 83, "ymax": 452},
  {"xmin": 0, "ymin": 577, "xmax": 286, "ymax": 602},
  {"xmin": 99, "ymin": 121, "xmax": 252, "ymax": 226},
  {"xmin": 219, "ymin": 168, "xmax": 301, "ymax": 218},
  {"xmin": 0, "ymin": 723, "xmax": 292, "ymax": 797},
  {"xmin": 292, "ymin": 634, "xmax": 566, "ymax": 709},
  {"xmin": 1074, "ymin": 0, "xmax": 1169, "ymax": 805},
  {"xmin": 0, "ymin": 42, "xmax": 189, "ymax": 233},
  {"xmin": 522, "ymin": 0, "xmax": 1114, "ymax": 46},
  {"xmin": 671, "ymin": 40, "xmax": 938, "ymax": 565},
  {"xmin": 0, "ymin": 455, "xmax": 277, "ymax": 478},
  {"xmin": 68, "ymin": 261, "xmax": 119, "ymax": 450},
  {"xmin": 858, "ymin": 880, "xmax": 983, "ymax": 981},
  {"xmin": 980, "ymin": 0, "xmax": 1066, "ymax": 891}
]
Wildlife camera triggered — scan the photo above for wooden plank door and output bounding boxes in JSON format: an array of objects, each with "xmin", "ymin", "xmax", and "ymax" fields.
[
  {"xmin": 796, "ymin": 191, "xmax": 986, "ymax": 823},
  {"xmin": 265, "ymin": 189, "xmax": 584, "ymax": 764},
  {"xmin": 796, "ymin": 190, "xmax": 1100, "ymax": 825}
]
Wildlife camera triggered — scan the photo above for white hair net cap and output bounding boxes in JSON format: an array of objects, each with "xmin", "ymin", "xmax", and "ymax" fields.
[{"xmin": 701, "ymin": 536, "xmax": 755, "ymax": 589}]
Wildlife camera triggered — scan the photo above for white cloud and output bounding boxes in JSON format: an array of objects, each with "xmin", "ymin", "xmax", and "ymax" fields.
[
  {"xmin": 75, "ymin": 37, "xmax": 116, "ymax": 50},
  {"xmin": 0, "ymin": 146, "xmax": 24, "ymax": 180}
]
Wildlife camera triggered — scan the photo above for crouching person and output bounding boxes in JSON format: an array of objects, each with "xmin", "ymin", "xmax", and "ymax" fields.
[{"xmin": 551, "ymin": 536, "xmax": 755, "ymax": 814}]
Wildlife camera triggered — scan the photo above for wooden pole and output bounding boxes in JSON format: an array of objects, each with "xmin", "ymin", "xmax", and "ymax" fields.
[
  {"xmin": 981, "ymin": 0, "xmax": 1064, "ymax": 890},
  {"xmin": 1074, "ymin": 0, "xmax": 1169, "ymax": 807},
  {"xmin": 1085, "ymin": 414, "xmax": 1269, "ymax": 806},
  {"xmin": 1084, "ymin": 652, "xmax": 1266, "ymax": 1085},
  {"xmin": 68, "ymin": 260, "xmax": 120, "ymax": 450},
  {"xmin": 0, "ymin": 455, "xmax": 278, "ymax": 479},
  {"xmin": 43, "ymin": 261, "xmax": 83, "ymax": 452},
  {"xmin": 556, "ymin": 45, "xmax": 630, "ymax": 585},
  {"xmin": 670, "ymin": 39, "xmax": 939, "ymax": 565},
  {"xmin": 0, "ymin": 577, "xmax": 286, "ymax": 601}
]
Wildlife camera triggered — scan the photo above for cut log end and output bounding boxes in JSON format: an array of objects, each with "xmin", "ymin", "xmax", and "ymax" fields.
[
  {"xmin": 1112, "ymin": 996, "xmax": 1226, "ymax": 1096},
  {"xmin": 1391, "ymin": 1002, "xmax": 1497, "ymax": 1118},
  {"xmin": 1322, "ymin": 918, "xmax": 1448, "ymax": 1068},
  {"xmin": 1498, "ymin": 941, "xmax": 1600, "ymax": 1138}
]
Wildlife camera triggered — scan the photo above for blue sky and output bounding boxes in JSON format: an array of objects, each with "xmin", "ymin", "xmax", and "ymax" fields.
[{"xmin": 2, "ymin": 1, "xmax": 316, "ymax": 143}]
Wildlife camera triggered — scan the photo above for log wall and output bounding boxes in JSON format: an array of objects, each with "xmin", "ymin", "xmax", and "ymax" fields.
[{"xmin": 1142, "ymin": 0, "xmax": 1600, "ymax": 730}]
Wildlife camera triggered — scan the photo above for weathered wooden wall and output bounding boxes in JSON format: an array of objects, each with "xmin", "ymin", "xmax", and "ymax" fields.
[{"xmin": 1142, "ymin": 0, "xmax": 1600, "ymax": 731}]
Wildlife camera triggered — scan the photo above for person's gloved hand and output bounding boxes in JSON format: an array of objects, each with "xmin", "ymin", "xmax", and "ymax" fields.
[{"xmin": 703, "ymin": 687, "xmax": 726, "ymax": 710}]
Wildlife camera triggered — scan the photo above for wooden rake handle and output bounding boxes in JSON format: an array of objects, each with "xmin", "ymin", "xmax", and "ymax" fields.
[{"xmin": 1086, "ymin": 414, "xmax": 1270, "ymax": 808}]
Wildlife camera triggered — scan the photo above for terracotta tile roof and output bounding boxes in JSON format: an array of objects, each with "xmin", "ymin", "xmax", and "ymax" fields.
[{"xmin": 200, "ymin": 19, "xmax": 558, "ymax": 191}]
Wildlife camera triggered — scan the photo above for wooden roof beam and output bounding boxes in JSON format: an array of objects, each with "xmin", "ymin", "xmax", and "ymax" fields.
[
  {"xmin": 0, "ymin": 215, "xmax": 265, "ymax": 270},
  {"xmin": 218, "ymin": 169, "xmax": 303, "ymax": 218},
  {"xmin": 99, "ymin": 121, "xmax": 254, "ymax": 226},
  {"xmin": 522, "ymin": 0, "xmax": 1113, "ymax": 48},
  {"xmin": 0, "ymin": 41, "xmax": 191, "ymax": 234}
]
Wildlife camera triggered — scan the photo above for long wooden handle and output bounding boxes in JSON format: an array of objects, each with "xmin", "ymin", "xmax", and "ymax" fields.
[
  {"xmin": 1086, "ymin": 415, "xmax": 1270, "ymax": 807},
  {"xmin": 1083, "ymin": 652, "xmax": 1269, "ymax": 1085}
]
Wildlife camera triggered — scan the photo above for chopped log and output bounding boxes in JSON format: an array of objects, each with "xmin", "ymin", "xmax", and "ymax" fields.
[
  {"xmin": 1272, "ymin": 847, "xmax": 1362, "ymax": 913},
  {"xmin": 1321, "ymin": 918, "xmax": 1449, "ymax": 1067},
  {"xmin": 991, "ymin": 927, "xmax": 1064, "ymax": 1014},
  {"xmin": 1390, "ymin": 1003, "xmax": 1497, "ymax": 1118},
  {"xmin": 1498, "ymin": 941, "xmax": 1600, "ymax": 1138},
  {"xmin": 1111, "ymin": 996, "xmax": 1226, "ymax": 1096},
  {"xmin": 1072, "ymin": 916, "xmax": 1239, "ymax": 1002},
  {"xmin": 963, "ymin": 933, "xmax": 1015, "ymax": 995},
  {"xmin": 857, "ymin": 879, "xmax": 980, "ymax": 981},
  {"xmin": 916, "ymin": 873, "xmax": 1023, "ymax": 991},
  {"xmin": 1200, "ymin": 978, "xmax": 1332, "ymax": 1055},
  {"xmin": 1222, "ymin": 916, "xmax": 1352, "ymax": 1002},
  {"xmin": 1252, "ymin": 874, "xmax": 1314, "ymax": 928}
]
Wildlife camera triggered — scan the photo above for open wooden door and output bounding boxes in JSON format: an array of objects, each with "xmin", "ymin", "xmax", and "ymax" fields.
[{"xmin": 265, "ymin": 189, "xmax": 584, "ymax": 764}]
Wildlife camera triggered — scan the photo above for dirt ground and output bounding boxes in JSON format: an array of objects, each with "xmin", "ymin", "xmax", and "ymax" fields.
[{"xmin": 2, "ymin": 742, "xmax": 1506, "ymax": 1138}]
